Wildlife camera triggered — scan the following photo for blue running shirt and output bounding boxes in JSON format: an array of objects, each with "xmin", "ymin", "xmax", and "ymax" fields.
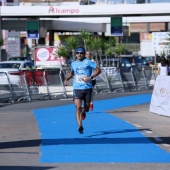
[{"xmin": 71, "ymin": 58, "xmax": 97, "ymax": 89}]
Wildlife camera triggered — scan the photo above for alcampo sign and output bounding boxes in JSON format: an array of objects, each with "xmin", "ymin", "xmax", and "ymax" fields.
[{"xmin": 48, "ymin": 7, "xmax": 80, "ymax": 14}]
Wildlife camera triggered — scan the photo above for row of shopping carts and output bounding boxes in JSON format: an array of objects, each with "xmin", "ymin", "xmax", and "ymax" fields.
[
  {"xmin": 89, "ymin": 66, "xmax": 157, "ymax": 94},
  {"xmin": 0, "ymin": 69, "xmax": 67, "ymax": 103},
  {"xmin": 0, "ymin": 66, "xmax": 157, "ymax": 103}
]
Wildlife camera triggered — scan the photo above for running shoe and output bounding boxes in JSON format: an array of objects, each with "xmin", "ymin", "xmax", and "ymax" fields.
[
  {"xmin": 89, "ymin": 103, "xmax": 93, "ymax": 111},
  {"xmin": 81, "ymin": 111, "xmax": 86, "ymax": 120},
  {"xmin": 78, "ymin": 126, "xmax": 84, "ymax": 134},
  {"xmin": 81, "ymin": 106, "xmax": 86, "ymax": 120}
]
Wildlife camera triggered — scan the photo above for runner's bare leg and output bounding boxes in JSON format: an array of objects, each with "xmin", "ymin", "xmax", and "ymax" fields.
[{"xmin": 74, "ymin": 99, "xmax": 83, "ymax": 127}]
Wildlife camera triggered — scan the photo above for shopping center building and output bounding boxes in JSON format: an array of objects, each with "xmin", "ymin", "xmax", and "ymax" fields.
[{"xmin": 0, "ymin": 0, "xmax": 170, "ymax": 59}]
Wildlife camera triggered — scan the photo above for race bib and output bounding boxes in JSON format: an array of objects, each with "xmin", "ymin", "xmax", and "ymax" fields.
[{"xmin": 76, "ymin": 75, "xmax": 87, "ymax": 83}]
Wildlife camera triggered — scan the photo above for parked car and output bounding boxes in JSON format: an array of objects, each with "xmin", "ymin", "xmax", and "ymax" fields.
[
  {"xmin": 121, "ymin": 55, "xmax": 150, "ymax": 67},
  {"xmin": 0, "ymin": 61, "xmax": 34, "ymax": 86},
  {"xmin": 8, "ymin": 56, "xmax": 32, "ymax": 61},
  {"xmin": 144, "ymin": 56, "xmax": 155, "ymax": 65}
]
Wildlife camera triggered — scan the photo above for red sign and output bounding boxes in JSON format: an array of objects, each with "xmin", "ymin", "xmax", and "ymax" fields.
[{"xmin": 35, "ymin": 47, "xmax": 66, "ymax": 66}]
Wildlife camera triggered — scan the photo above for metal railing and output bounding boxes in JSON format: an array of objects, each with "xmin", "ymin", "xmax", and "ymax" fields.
[{"xmin": 0, "ymin": 66, "xmax": 157, "ymax": 104}]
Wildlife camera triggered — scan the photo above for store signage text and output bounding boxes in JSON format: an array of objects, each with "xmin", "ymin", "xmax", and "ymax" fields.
[{"xmin": 48, "ymin": 7, "xmax": 80, "ymax": 14}]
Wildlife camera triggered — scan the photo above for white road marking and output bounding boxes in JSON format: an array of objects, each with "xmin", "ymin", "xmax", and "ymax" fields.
[
  {"xmin": 144, "ymin": 130, "xmax": 153, "ymax": 134},
  {"xmin": 133, "ymin": 124, "xmax": 142, "ymax": 128},
  {"xmin": 162, "ymin": 143, "xmax": 170, "ymax": 147}
]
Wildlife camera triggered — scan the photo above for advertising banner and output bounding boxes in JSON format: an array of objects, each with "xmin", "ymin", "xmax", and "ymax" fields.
[
  {"xmin": 35, "ymin": 47, "xmax": 66, "ymax": 67},
  {"xmin": 6, "ymin": 30, "xmax": 20, "ymax": 58},
  {"xmin": 150, "ymin": 75, "xmax": 170, "ymax": 117},
  {"xmin": 152, "ymin": 32, "xmax": 169, "ymax": 51}
]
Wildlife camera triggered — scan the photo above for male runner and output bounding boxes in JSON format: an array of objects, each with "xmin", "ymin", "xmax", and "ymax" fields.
[
  {"xmin": 85, "ymin": 51, "xmax": 97, "ymax": 111},
  {"xmin": 64, "ymin": 47, "xmax": 101, "ymax": 134}
]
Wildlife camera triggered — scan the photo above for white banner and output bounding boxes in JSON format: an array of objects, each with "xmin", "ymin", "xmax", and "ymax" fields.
[
  {"xmin": 150, "ymin": 75, "xmax": 170, "ymax": 117},
  {"xmin": 6, "ymin": 30, "xmax": 20, "ymax": 58},
  {"xmin": 152, "ymin": 32, "xmax": 169, "ymax": 51}
]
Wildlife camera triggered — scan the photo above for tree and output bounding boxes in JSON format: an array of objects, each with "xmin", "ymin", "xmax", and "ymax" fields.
[
  {"xmin": 57, "ymin": 46, "xmax": 69, "ymax": 59},
  {"xmin": 103, "ymin": 42, "xmax": 113, "ymax": 67},
  {"xmin": 79, "ymin": 30, "xmax": 90, "ymax": 51},
  {"xmin": 115, "ymin": 44, "xmax": 125, "ymax": 55},
  {"xmin": 65, "ymin": 36, "xmax": 79, "ymax": 61},
  {"xmin": 160, "ymin": 50, "xmax": 166, "ymax": 57},
  {"xmin": 165, "ymin": 32, "xmax": 170, "ymax": 50},
  {"xmin": 108, "ymin": 37, "xmax": 116, "ymax": 49},
  {"xmin": 102, "ymin": 37, "xmax": 116, "ymax": 66},
  {"xmin": 91, "ymin": 37, "xmax": 103, "ymax": 64},
  {"xmin": 54, "ymin": 46, "xmax": 69, "ymax": 68},
  {"xmin": 0, "ymin": 33, "xmax": 5, "ymax": 48}
]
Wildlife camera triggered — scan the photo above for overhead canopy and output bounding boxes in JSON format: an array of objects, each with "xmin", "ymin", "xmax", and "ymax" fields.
[{"xmin": 1, "ymin": 3, "xmax": 170, "ymax": 18}]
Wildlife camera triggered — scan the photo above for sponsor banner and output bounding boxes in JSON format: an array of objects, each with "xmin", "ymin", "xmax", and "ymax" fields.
[
  {"xmin": 150, "ymin": 75, "xmax": 170, "ymax": 117},
  {"xmin": 152, "ymin": 32, "xmax": 169, "ymax": 51},
  {"xmin": 35, "ymin": 47, "xmax": 66, "ymax": 67},
  {"xmin": 6, "ymin": 30, "xmax": 20, "ymax": 58}
]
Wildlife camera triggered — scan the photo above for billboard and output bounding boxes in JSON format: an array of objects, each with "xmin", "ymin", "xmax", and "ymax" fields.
[
  {"xmin": 35, "ymin": 47, "xmax": 66, "ymax": 67},
  {"xmin": 152, "ymin": 32, "xmax": 169, "ymax": 51}
]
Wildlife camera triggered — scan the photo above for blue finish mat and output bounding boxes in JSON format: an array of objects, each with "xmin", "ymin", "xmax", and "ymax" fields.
[{"xmin": 33, "ymin": 94, "xmax": 170, "ymax": 163}]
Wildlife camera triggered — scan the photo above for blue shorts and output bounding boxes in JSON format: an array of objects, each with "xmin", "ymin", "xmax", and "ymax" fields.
[{"xmin": 73, "ymin": 88, "xmax": 92, "ymax": 102}]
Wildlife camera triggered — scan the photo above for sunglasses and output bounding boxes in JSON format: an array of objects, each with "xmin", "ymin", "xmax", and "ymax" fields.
[{"xmin": 76, "ymin": 52, "xmax": 84, "ymax": 54}]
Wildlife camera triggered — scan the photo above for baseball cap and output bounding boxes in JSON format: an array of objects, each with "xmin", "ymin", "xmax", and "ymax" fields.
[{"xmin": 75, "ymin": 47, "xmax": 85, "ymax": 54}]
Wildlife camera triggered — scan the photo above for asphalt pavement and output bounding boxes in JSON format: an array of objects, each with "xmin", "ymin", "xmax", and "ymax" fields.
[{"xmin": 0, "ymin": 89, "xmax": 170, "ymax": 170}]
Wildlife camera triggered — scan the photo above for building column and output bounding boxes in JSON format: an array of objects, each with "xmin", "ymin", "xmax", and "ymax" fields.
[{"xmin": 49, "ymin": 30, "xmax": 54, "ymax": 46}]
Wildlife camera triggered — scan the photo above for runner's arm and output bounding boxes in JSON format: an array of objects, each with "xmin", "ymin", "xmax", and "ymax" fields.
[
  {"xmin": 84, "ymin": 66, "xmax": 101, "ymax": 82},
  {"xmin": 91, "ymin": 66, "xmax": 101, "ymax": 79},
  {"xmin": 64, "ymin": 71, "xmax": 74, "ymax": 86}
]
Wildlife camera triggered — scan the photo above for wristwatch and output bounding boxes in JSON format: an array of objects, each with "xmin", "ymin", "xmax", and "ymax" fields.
[{"xmin": 90, "ymin": 76, "xmax": 94, "ymax": 79}]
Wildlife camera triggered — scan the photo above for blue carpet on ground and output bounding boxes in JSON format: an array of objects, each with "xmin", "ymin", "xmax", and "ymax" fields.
[{"xmin": 33, "ymin": 94, "xmax": 170, "ymax": 163}]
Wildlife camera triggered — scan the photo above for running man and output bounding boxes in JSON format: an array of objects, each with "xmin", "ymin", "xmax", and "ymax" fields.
[
  {"xmin": 64, "ymin": 47, "xmax": 101, "ymax": 134},
  {"xmin": 85, "ymin": 51, "xmax": 97, "ymax": 111}
]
